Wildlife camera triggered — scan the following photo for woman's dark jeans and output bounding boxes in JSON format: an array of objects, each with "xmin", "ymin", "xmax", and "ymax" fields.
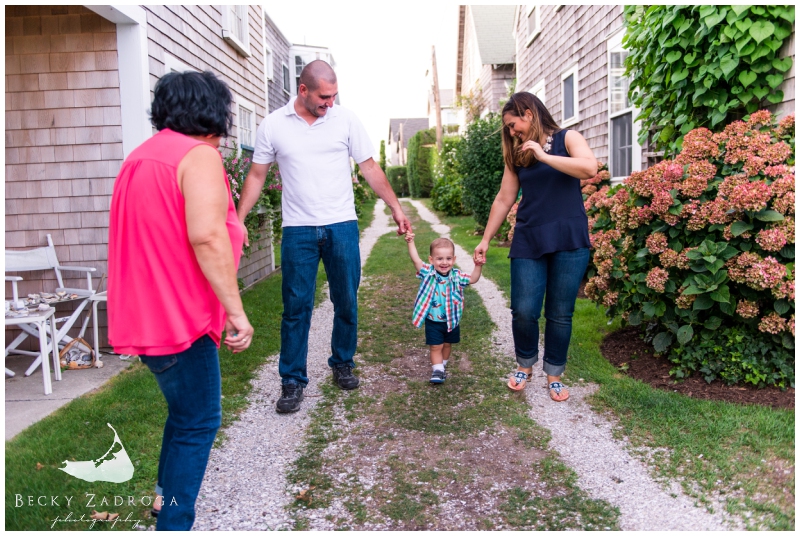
[
  {"xmin": 140, "ymin": 335, "xmax": 221, "ymax": 531},
  {"xmin": 510, "ymin": 248, "xmax": 590, "ymax": 377}
]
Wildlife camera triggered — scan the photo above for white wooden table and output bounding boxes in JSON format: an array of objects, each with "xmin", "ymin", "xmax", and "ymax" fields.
[{"xmin": 5, "ymin": 307, "xmax": 61, "ymax": 395}]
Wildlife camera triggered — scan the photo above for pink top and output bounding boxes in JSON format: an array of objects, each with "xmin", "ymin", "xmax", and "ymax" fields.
[{"xmin": 108, "ymin": 129, "xmax": 244, "ymax": 356}]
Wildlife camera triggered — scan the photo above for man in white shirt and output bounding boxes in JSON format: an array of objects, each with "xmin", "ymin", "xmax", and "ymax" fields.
[{"xmin": 236, "ymin": 60, "xmax": 411, "ymax": 413}]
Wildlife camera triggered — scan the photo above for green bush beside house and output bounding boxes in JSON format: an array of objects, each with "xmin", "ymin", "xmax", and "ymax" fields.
[
  {"xmin": 431, "ymin": 136, "xmax": 468, "ymax": 216},
  {"xmin": 458, "ymin": 114, "xmax": 505, "ymax": 229},
  {"xmin": 407, "ymin": 128, "xmax": 437, "ymax": 197},
  {"xmin": 584, "ymin": 111, "xmax": 795, "ymax": 387},
  {"xmin": 386, "ymin": 165, "xmax": 409, "ymax": 197}
]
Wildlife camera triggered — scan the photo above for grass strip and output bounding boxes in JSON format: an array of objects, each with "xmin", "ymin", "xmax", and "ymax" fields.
[
  {"xmin": 425, "ymin": 200, "xmax": 795, "ymax": 530},
  {"xmin": 286, "ymin": 203, "xmax": 619, "ymax": 530}
]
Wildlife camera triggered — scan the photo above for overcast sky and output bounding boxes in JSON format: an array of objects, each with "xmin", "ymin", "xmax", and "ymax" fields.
[{"xmin": 265, "ymin": 3, "xmax": 461, "ymax": 160}]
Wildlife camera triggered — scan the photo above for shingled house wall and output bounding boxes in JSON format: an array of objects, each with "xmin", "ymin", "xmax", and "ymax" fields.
[
  {"xmin": 5, "ymin": 5, "xmax": 276, "ymax": 350},
  {"xmin": 514, "ymin": 5, "xmax": 624, "ymax": 166}
]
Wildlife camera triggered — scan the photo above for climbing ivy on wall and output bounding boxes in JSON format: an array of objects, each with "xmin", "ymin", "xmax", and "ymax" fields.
[{"xmin": 624, "ymin": 5, "xmax": 795, "ymax": 155}]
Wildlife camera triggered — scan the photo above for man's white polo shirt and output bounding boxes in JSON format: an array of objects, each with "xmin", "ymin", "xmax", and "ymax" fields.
[{"xmin": 252, "ymin": 97, "xmax": 375, "ymax": 227}]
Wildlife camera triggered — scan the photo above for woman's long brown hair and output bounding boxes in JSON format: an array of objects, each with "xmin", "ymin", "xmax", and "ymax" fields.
[{"xmin": 501, "ymin": 92, "xmax": 561, "ymax": 170}]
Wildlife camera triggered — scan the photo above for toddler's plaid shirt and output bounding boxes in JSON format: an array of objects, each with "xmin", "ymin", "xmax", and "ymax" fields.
[{"xmin": 412, "ymin": 263, "xmax": 471, "ymax": 332}]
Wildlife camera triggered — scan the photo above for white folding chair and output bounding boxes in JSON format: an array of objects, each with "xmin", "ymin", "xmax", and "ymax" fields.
[{"xmin": 5, "ymin": 234, "xmax": 97, "ymax": 377}]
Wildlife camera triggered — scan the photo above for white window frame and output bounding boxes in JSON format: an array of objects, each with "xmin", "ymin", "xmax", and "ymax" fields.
[
  {"xmin": 221, "ymin": 5, "xmax": 251, "ymax": 58},
  {"xmin": 525, "ymin": 5, "xmax": 541, "ymax": 47},
  {"xmin": 529, "ymin": 79, "xmax": 546, "ymax": 106},
  {"xmin": 163, "ymin": 53, "xmax": 195, "ymax": 75},
  {"xmin": 262, "ymin": 35, "xmax": 273, "ymax": 81},
  {"xmin": 235, "ymin": 95, "xmax": 257, "ymax": 152},
  {"xmin": 281, "ymin": 62, "xmax": 291, "ymax": 95},
  {"xmin": 560, "ymin": 63, "xmax": 580, "ymax": 127},
  {"xmin": 607, "ymin": 29, "xmax": 641, "ymax": 184}
]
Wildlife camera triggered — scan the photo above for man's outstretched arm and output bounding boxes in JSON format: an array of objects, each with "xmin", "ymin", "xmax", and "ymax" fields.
[{"xmin": 358, "ymin": 157, "xmax": 412, "ymax": 235}]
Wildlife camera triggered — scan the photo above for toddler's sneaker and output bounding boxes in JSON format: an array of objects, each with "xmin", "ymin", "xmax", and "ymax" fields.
[{"xmin": 430, "ymin": 369, "xmax": 446, "ymax": 384}]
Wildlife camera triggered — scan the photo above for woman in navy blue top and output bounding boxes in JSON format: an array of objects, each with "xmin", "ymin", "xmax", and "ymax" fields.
[{"xmin": 473, "ymin": 92, "xmax": 597, "ymax": 402}]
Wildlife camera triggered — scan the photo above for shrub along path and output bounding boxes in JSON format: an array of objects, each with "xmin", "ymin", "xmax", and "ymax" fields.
[{"xmin": 405, "ymin": 200, "xmax": 732, "ymax": 531}]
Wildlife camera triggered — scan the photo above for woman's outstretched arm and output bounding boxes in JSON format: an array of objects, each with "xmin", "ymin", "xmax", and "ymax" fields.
[{"xmin": 474, "ymin": 165, "xmax": 520, "ymax": 264}]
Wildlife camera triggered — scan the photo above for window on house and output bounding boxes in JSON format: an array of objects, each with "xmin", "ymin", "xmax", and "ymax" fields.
[
  {"xmin": 561, "ymin": 64, "xmax": 579, "ymax": 126},
  {"xmin": 295, "ymin": 55, "xmax": 305, "ymax": 93},
  {"xmin": 238, "ymin": 103, "xmax": 254, "ymax": 149},
  {"xmin": 282, "ymin": 63, "xmax": 291, "ymax": 94},
  {"xmin": 163, "ymin": 53, "xmax": 196, "ymax": 75},
  {"xmin": 530, "ymin": 79, "xmax": 546, "ymax": 106},
  {"xmin": 264, "ymin": 43, "xmax": 273, "ymax": 81},
  {"xmin": 525, "ymin": 5, "xmax": 541, "ymax": 47},
  {"xmin": 611, "ymin": 112, "xmax": 632, "ymax": 178},
  {"xmin": 608, "ymin": 31, "xmax": 640, "ymax": 181},
  {"xmin": 222, "ymin": 5, "xmax": 251, "ymax": 57}
]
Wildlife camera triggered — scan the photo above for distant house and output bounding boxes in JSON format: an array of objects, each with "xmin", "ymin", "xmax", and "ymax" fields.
[
  {"xmin": 263, "ymin": 11, "xmax": 291, "ymax": 114},
  {"xmin": 5, "ymin": 5, "xmax": 288, "ymax": 349},
  {"xmin": 427, "ymin": 89, "xmax": 460, "ymax": 135},
  {"xmin": 287, "ymin": 43, "xmax": 338, "ymax": 104},
  {"xmin": 456, "ymin": 5, "xmax": 516, "ymax": 124},
  {"xmin": 386, "ymin": 118, "xmax": 430, "ymax": 166}
]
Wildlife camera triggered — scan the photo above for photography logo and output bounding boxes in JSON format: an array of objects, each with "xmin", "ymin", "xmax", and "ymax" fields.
[{"xmin": 59, "ymin": 423, "xmax": 134, "ymax": 483}]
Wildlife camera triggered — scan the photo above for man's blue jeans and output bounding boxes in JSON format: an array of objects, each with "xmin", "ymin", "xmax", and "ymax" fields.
[
  {"xmin": 280, "ymin": 221, "xmax": 360, "ymax": 386},
  {"xmin": 510, "ymin": 248, "xmax": 590, "ymax": 377},
  {"xmin": 140, "ymin": 335, "xmax": 221, "ymax": 531}
]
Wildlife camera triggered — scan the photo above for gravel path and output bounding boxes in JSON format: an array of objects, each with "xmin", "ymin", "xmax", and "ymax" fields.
[
  {"xmin": 406, "ymin": 198, "xmax": 734, "ymax": 531},
  {"xmin": 193, "ymin": 201, "xmax": 396, "ymax": 531}
]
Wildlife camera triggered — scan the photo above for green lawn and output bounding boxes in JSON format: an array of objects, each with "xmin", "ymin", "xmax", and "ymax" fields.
[{"xmin": 423, "ymin": 199, "xmax": 795, "ymax": 530}]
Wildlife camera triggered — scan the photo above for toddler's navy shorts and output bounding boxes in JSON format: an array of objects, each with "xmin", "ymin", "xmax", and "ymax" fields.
[{"xmin": 425, "ymin": 320, "xmax": 460, "ymax": 345}]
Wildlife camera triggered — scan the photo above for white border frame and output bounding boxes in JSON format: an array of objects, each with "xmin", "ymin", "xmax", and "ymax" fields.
[
  {"xmin": 221, "ymin": 5, "xmax": 251, "ymax": 58},
  {"xmin": 529, "ymin": 79, "xmax": 546, "ymax": 106},
  {"xmin": 607, "ymin": 29, "xmax": 641, "ymax": 184},
  {"xmin": 235, "ymin": 95, "xmax": 257, "ymax": 152},
  {"xmin": 525, "ymin": 5, "xmax": 541, "ymax": 47},
  {"xmin": 560, "ymin": 63, "xmax": 580, "ymax": 127}
]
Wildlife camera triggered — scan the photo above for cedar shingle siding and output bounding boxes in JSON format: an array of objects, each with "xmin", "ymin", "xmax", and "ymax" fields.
[
  {"xmin": 6, "ymin": 5, "xmax": 277, "ymax": 349},
  {"xmin": 515, "ymin": 5, "xmax": 624, "ymax": 165}
]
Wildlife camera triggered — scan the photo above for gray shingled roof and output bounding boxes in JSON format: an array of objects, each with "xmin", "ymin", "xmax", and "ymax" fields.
[
  {"xmin": 388, "ymin": 118, "xmax": 430, "ymax": 148},
  {"xmin": 470, "ymin": 5, "xmax": 516, "ymax": 65},
  {"xmin": 428, "ymin": 89, "xmax": 455, "ymax": 109}
]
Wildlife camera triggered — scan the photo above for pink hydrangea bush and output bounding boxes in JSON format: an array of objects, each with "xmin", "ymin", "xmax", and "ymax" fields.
[{"xmin": 585, "ymin": 111, "xmax": 795, "ymax": 387}]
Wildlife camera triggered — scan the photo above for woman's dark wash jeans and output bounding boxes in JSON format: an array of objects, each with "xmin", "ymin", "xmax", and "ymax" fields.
[
  {"xmin": 510, "ymin": 248, "xmax": 590, "ymax": 377},
  {"xmin": 141, "ymin": 335, "xmax": 221, "ymax": 531}
]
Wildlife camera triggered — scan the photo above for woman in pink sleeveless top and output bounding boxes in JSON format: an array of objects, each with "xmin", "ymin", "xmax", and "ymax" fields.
[{"xmin": 108, "ymin": 71, "xmax": 253, "ymax": 531}]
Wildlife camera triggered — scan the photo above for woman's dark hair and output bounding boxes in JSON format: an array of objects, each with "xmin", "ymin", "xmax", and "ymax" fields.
[
  {"xmin": 150, "ymin": 70, "xmax": 233, "ymax": 137},
  {"xmin": 500, "ymin": 92, "xmax": 561, "ymax": 169}
]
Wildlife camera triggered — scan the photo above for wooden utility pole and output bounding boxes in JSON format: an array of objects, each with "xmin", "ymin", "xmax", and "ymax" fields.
[{"xmin": 431, "ymin": 45, "xmax": 443, "ymax": 153}]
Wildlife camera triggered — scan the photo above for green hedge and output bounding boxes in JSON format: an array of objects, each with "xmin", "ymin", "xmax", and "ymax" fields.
[
  {"xmin": 431, "ymin": 136, "xmax": 468, "ymax": 216},
  {"xmin": 407, "ymin": 128, "xmax": 436, "ymax": 198},
  {"xmin": 458, "ymin": 114, "xmax": 504, "ymax": 228},
  {"xmin": 386, "ymin": 165, "xmax": 409, "ymax": 197}
]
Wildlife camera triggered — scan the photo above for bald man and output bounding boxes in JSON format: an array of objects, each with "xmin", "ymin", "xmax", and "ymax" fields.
[{"xmin": 237, "ymin": 60, "xmax": 411, "ymax": 413}]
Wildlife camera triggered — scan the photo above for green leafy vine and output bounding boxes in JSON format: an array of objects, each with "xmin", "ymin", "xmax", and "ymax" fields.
[{"xmin": 624, "ymin": 5, "xmax": 795, "ymax": 155}]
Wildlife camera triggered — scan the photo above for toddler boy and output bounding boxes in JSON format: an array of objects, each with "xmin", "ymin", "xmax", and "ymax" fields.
[{"xmin": 405, "ymin": 233, "xmax": 484, "ymax": 383}]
